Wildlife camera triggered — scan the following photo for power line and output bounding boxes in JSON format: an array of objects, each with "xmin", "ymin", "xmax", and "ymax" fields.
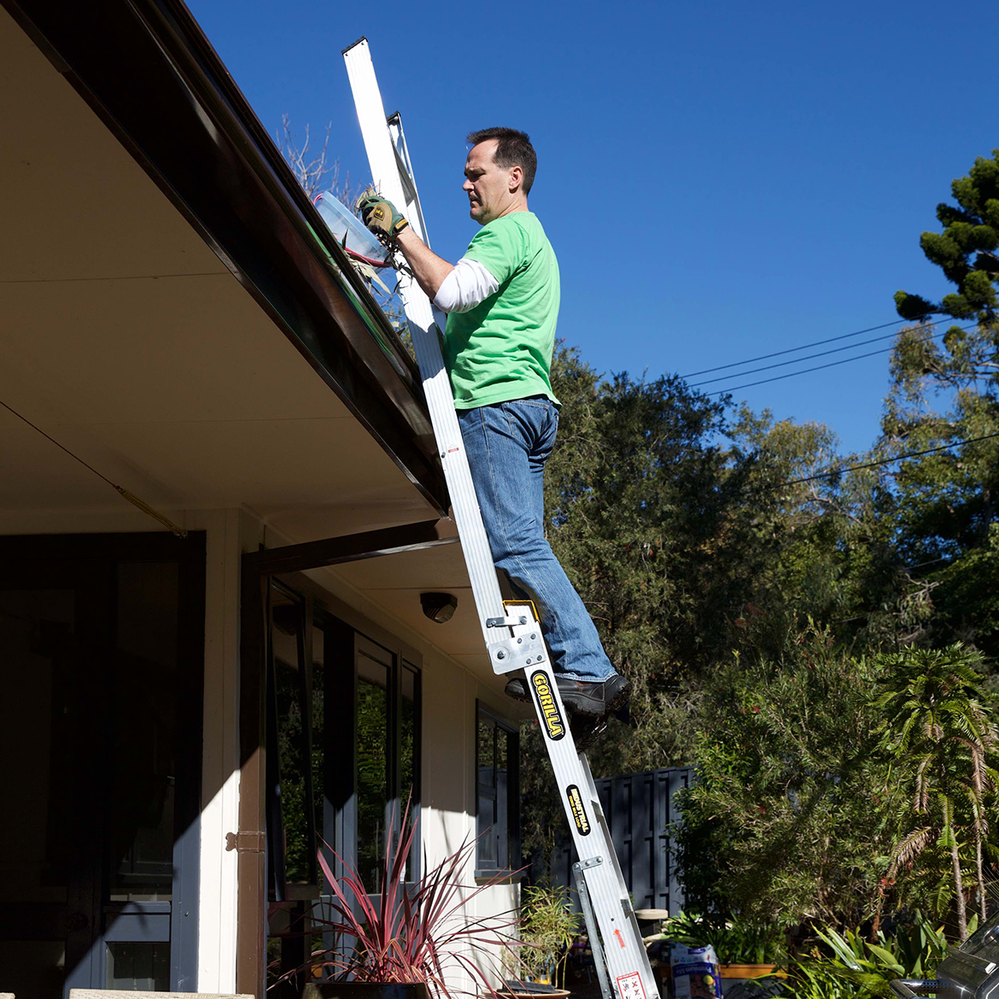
[
  {"xmin": 708, "ymin": 321, "xmax": 978, "ymax": 395},
  {"xmin": 789, "ymin": 430, "xmax": 999, "ymax": 484},
  {"xmin": 681, "ymin": 318, "xmax": 910, "ymax": 379},
  {"xmin": 707, "ymin": 330, "xmax": 953, "ymax": 396},
  {"xmin": 690, "ymin": 318, "xmax": 953, "ymax": 387}
]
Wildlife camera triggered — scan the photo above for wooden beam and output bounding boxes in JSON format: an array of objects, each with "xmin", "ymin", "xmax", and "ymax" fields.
[{"xmin": 243, "ymin": 519, "xmax": 458, "ymax": 576}]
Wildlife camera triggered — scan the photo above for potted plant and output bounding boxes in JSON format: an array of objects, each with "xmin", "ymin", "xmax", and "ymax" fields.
[
  {"xmin": 659, "ymin": 912, "xmax": 785, "ymax": 992},
  {"xmin": 290, "ymin": 803, "xmax": 517, "ymax": 999},
  {"xmin": 508, "ymin": 883, "xmax": 582, "ymax": 994}
]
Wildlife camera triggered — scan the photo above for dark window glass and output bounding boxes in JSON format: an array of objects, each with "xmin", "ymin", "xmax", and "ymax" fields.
[
  {"xmin": 0, "ymin": 588, "xmax": 76, "ymax": 907},
  {"xmin": 107, "ymin": 562, "xmax": 179, "ymax": 901},
  {"xmin": 106, "ymin": 941, "xmax": 170, "ymax": 990},
  {"xmin": 311, "ymin": 621, "xmax": 325, "ymax": 861},
  {"xmin": 356, "ymin": 645, "xmax": 390, "ymax": 891},
  {"xmin": 476, "ymin": 707, "xmax": 519, "ymax": 875},
  {"xmin": 400, "ymin": 662, "xmax": 420, "ymax": 882},
  {"xmin": 271, "ymin": 584, "xmax": 314, "ymax": 885},
  {"xmin": 0, "ymin": 940, "xmax": 66, "ymax": 999}
]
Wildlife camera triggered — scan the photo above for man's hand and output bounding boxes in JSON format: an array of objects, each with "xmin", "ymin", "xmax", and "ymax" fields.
[{"xmin": 356, "ymin": 189, "xmax": 409, "ymax": 243}]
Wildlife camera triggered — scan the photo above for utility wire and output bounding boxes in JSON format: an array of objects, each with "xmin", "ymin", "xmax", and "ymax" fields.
[
  {"xmin": 681, "ymin": 318, "xmax": 911, "ymax": 379},
  {"xmin": 789, "ymin": 431, "xmax": 999, "ymax": 484},
  {"xmin": 708, "ymin": 324, "xmax": 977, "ymax": 396},
  {"xmin": 690, "ymin": 318, "xmax": 954, "ymax": 387}
]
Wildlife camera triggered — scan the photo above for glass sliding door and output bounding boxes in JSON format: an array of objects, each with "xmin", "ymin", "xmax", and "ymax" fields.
[
  {"xmin": 263, "ymin": 585, "xmax": 423, "ymax": 993},
  {"xmin": 0, "ymin": 563, "xmax": 107, "ymax": 999},
  {"xmin": 0, "ymin": 533, "xmax": 205, "ymax": 998}
]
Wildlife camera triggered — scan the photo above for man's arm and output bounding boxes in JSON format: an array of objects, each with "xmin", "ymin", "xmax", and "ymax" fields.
[
  {"xmin": 396, "ymin": 227, "xmax": 453, "ymax": 300},
  {"xmin": 357, "ymin": 191, "xmax": 497, "ymax": 310}
]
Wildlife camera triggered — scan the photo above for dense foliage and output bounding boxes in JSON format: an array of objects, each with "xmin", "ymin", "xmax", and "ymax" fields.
[
  {"xmin": 674, "ymin": 634, "xmax": 899, "ymax": 928},
  {"xmin": 520, "ymin": 149, "xmax": 999, "ymax": 951}
]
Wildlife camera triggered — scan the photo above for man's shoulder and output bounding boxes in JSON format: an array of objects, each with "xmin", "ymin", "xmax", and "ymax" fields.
[
  {"xmin": 463, "ymin": 212, "xmax": 555, "ymax": 278},
  {"xmin": 491, "ymin": 213, "xmax": 554, "ymax": 260}
]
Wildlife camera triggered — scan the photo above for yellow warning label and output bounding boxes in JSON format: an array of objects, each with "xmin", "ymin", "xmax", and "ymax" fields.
[
  {"xmin": 566, "ymin": 784, "xmax": 591, "ymax": 836},
  {"xmin": 531, "ymin": 671, "xmax": 565, "ymax": 741}
]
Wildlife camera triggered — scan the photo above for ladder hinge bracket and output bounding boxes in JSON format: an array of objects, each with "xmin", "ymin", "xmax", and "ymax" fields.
[
  {"xmin": 486, "ymin": 614, "xmax": 529, "ymax": 628},
  {"xmin": 573, "ymin": 856, "xmax": 604, "ymax": 871},
  {"xmin": 488, "ymin": 606, "xmax": 547, "ymax": 674},
  {"xmin": 487, "ymin": 633, "xmax": 547, "ymax": 674}
]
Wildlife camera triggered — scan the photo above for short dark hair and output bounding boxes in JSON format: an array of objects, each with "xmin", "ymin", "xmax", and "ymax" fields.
[{"xmin": 466, "ymin": 127, "xmax": 537, "ymax": 195}]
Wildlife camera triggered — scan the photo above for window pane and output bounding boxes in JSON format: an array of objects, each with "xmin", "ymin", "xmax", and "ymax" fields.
[
  {"xmin": 311, "ymin": 620, "xmax": 325, "ymax": 862},
  {"xmin": 496, "ymin": 725, "xmax": 508, "ymax": 772},
  {"xmin": 400, "ymin": 665, "xmax": 417, "ymax": 806},
  {"xmin": 0, "ymin": 939, "xmax": 65, "ymax": 999},
  {"xmin": 107, "ymin": 562, "xmax": 179, "ymax": 901},
  {"xmin": 478, "ymin": 793, "xmax": 497, "ymax": 868},
  {"xmin": 106, "ymin": 941, "xmax": 170, "ymax": 990},
  {"xmin": 357, "ymin": 651, "xmax": 389, "ymax": 891},
  {"xmin": 495, "ymin": 765, "xmax": 509, "ymax": 870},
  {"xmin": 476, "ymin": 713, "xmax": 517, "ymax": 873},
  {"xmin": 478, "ymin": 718, "xmax": 495, "ymax": 791},
  {"xmin": 0, "ymin": 588, "xmax": 76, "ymax": 904},
  {"xmin": 271, "ymin": 585, "xmax": 311, "ymax": 885},
  {"xmin": 401, "ymin": 665, "xmax": 419, "ymax": 880}
]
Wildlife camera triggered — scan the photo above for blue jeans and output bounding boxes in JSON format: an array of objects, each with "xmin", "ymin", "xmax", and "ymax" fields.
[{"xmin": 458, "ymin": 398, "xmax": 616, "ymax": 683}]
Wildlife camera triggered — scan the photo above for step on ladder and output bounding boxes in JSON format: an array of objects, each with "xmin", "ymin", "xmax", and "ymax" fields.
[{"xmin": 343, "ymin": 38, "xmax": 660, "ymax": 999}]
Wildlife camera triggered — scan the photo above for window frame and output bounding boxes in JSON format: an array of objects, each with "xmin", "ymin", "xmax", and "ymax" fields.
[{"xmin": 474, "ymin": 702, "xmax": 521, "ymax": 880}]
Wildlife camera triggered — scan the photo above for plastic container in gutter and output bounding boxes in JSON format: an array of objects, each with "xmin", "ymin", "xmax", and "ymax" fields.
[{"xmin": 314, "ymin": 191, "xmax": 392, "ymax": 268}]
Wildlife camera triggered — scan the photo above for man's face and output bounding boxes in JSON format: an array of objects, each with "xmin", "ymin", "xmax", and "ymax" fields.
[{"xmin": 463, "ymin": 139, "xmax": 518, "ymax": 224}]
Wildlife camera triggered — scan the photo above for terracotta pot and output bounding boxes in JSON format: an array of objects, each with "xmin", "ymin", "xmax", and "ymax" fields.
[
  {"xmin": 718, "ymin": 965, "xmax": 777, "ymax": 979},
  {"xmin": 303, "ymin": 983, "xmax": 430, "ymax": 999}
]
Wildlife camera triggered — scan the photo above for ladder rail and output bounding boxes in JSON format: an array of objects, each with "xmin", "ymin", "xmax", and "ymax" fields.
[
  {"xmin": 343, "ymin": 37, "xmax": 507, "ymax": 652},
  {"xmin": 342, "ymin": 40, "xmax": 659, "ymax": 999}
]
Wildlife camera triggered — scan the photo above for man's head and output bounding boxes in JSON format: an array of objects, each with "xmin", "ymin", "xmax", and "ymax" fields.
[{"xmin": 463, "ymin": 127, "xmax": 536, "ymax": 224}]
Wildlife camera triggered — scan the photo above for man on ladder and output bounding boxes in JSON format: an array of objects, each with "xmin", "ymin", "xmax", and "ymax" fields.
[{"xmin": 358, "ymin": 127, "xmax": 630, "ymax": 724}]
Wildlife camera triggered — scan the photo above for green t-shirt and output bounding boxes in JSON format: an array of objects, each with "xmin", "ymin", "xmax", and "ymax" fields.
[{"xmin": 444, "ymin": 211, "xmax": 561, "ymax": 410}]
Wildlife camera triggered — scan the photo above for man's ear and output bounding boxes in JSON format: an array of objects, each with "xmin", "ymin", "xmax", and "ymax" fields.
[{"xmin": 508, "ymin": 165, "xmax": 524, "ymax": 193}]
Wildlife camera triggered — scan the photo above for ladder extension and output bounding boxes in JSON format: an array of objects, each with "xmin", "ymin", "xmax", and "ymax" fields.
[{"xmin": 343, "ymin": 38, "xmax": 659, "ymax": 999}]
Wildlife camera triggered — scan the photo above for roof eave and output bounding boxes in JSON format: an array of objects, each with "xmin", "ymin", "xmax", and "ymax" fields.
[{"xmin": 3, "ymin": 0, "xmax": 448, "ymax": 514}]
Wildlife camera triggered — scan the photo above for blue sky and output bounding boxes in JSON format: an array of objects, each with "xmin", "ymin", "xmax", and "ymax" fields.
[{"xmin": 188, "ymin": 0, "xmax": 999, "ymax": 457}]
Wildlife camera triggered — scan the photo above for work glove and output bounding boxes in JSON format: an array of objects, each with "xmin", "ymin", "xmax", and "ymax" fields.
[{"xmin": 356, "ymin": 189, "xmax": 409, "ymax": 243}]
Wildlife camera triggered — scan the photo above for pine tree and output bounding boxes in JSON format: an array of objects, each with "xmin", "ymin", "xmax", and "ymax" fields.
[{"xmin": 894, "ymin": 150, "xmax": 999, "ymax": 323}]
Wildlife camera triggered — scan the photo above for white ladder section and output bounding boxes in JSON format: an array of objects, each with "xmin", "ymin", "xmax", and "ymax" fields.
[{"xmin": 343, "ymin": 38, "xmax": 659, "ymax": 999}]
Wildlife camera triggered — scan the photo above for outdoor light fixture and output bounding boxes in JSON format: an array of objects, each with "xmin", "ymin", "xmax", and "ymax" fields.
[{"xmin": 420, "ymin": 591, "xmax": 457, "ymax": 624}]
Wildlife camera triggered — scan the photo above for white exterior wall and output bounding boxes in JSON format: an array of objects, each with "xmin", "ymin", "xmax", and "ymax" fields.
[
  {"xmin": 419, "ymin": 653, "xmax": 520, "ymax": 990},
  {"xmin": 196, "ymin": 508, "xmax": 250, "ymax": 994}
]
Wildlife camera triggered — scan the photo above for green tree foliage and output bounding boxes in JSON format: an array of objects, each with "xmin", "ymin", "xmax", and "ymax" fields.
[
  {"xmin": 724, "ymin": 409, "xmax": 908, "ymax": 655},
  {"xmin": 882, "ymin": 153, "xmax": 999, "ymax": 655},
  {"xmin": 894, "ymin": 150, "xmax": 999, "ymax": 323},
  {"xmin": 543, "ymin": 345, "xmax": 763, "ymax": 772},
  {"xmin": 874, "ymin": 646, "xmax": 999, "ymax": 937},
  {"xmin": 881, "ymin": 316, "xmax": 999, "ymax": 653},
  {"xmin": 673, "ymin": 632, "xmax": 899, "ymax": 928}
]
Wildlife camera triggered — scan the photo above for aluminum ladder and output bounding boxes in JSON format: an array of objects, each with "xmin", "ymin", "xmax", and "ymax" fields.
[{"xmin": 343, "ymin": 38, "xmax": 659, "ymax": 999}]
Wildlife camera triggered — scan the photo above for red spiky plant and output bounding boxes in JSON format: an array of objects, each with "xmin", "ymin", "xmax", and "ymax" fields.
[{"xmin": 297, "ymin": 800, "xmax": 521, "ymax": 997}]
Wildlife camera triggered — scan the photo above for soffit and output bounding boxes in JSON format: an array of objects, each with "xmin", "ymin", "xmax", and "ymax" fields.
[{"xmin": 0, "ymin": 4, "xmax": 431, "ymax": 534}]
